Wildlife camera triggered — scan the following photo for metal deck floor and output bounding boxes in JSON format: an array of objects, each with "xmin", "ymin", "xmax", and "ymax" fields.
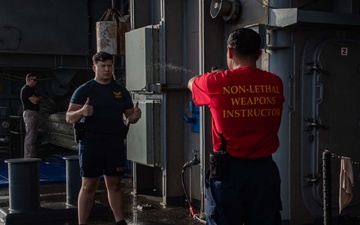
[
  {"xmin": 0, "ymin": 179, "xmax": 205, "ymax": 225},
  {"xmin": 0, "ymin": 144, "xmax": 204, "ymax": 225}
]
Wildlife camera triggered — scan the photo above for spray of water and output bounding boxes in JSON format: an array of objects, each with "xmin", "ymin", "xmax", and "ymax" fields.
[{"xmin": 149, "ymin": 62, "xmax": 197, "ymax": 75}]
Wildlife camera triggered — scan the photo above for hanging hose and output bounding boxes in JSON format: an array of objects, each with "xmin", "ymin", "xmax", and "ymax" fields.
[{"xmin": 181, "ymin": 150, "xmax": 206, "ymax": 224}]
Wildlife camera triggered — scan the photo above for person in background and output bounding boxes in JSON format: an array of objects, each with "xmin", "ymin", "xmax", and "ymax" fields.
[
  {"xmin": 66, "ymin": 51, "xmax": 141, "ymax": 225},
  {"xmin": 188, "ymin": 28, "xmax": 285, "ymax": 225},
  {"xmin": 20, "ymin": 73, "xmax": 41, "ymax": 158}
]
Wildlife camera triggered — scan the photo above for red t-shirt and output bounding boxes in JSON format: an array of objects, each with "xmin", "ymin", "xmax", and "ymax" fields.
[{"xmin": 191, "ymin": 66, "xmax": 285, "ymax": 158}]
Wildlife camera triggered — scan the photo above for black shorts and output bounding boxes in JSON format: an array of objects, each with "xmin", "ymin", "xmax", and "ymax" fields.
[{"xmin": 78, "ymin": 137, "xmax": 126, "ymax": 177}]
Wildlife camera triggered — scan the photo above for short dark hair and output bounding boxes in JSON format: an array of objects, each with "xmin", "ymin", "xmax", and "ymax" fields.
[
  {"xmin": 26, "ymin": 73, "xmax": 37, "ymax": 81},
  {"xmin": 92, "ymin": 51, "xmax": 114, "ymax": 65},
  {"xmin": 227, "ymin": 28, "xmax": 261, "ymax": 58}
]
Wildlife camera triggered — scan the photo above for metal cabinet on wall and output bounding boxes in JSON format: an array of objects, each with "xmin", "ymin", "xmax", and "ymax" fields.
[
  {"xmin": 125, "ymin": 25, "xmax": 161, "ymax": 167},
  {"xmin": 127, "ymin": 100, "xmax": 161, "ymax": 167}
]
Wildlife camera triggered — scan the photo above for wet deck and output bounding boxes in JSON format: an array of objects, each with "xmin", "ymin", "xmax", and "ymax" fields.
[
  {"xmin": 0, "ymin": 143, "xmax": 205, "ymax": 225},
  {"xmin": 0, "ymin": 181, "xmax": 205, "ymax": 225}
]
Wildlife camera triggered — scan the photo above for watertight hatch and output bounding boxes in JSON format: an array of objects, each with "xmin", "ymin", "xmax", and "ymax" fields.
[{"xmin": 301, "ymin": 32, "xmax": 360, "ymax": 217}]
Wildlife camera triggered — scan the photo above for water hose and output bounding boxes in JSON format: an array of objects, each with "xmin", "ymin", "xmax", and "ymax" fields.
[{"xmin": 181, "ymin": 150, "xmax": 206, "ymax": 224}]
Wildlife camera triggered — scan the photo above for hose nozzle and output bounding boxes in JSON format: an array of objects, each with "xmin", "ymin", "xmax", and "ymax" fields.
[{"xmin": 183, "ymin": 149, "xmax": 200, "ymax": 168}]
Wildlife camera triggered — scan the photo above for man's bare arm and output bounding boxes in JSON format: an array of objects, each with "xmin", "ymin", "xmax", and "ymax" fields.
[
  {"xmin": 187, "ymin": 75, "xmax": 201, "ymax": 92},
  {"xmin": 28, "ymin": 95, "xmax": 41, "ymax": 104},
  {"xmin": 66, "ymin": 98, "xmax": 93, "ymax": 124}
]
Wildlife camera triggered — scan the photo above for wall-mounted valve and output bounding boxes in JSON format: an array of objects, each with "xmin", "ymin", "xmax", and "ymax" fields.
[
  {"xmin": 183, "ymin": 149, "xmax": 200, "ymax": 169},
  {"xmin": 210, "ymin": 0, "xmax": 241, "ymax": 21},
  {"xmin": 184, "ymin": 101, "xmax": 200, "ymax": 133},
  {"xmin": 304, "ymin": 118, "xmax": 327, "ymax": 130}
]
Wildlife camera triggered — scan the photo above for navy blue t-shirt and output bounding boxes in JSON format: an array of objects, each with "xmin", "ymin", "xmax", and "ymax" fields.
[
  {"xmin": 70, "ymin": 79, "xmax": 133, "ymax": 135},
  {"xmin": 20, "ymin": 85, "xmax": 41, "ymax": 111}
]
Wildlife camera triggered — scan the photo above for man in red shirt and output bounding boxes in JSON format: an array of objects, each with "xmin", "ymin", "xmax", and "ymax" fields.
[{"xmin": 188, "ymin": 28, "xmax": 285, "ymax": 225}]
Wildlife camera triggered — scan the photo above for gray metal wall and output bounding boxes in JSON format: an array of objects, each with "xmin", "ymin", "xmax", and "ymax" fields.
[
  {"xmin": 107, "ymin": 0, "xmax": 360, "ymax": 223},
  {"xmin": 126, "ymin": 0, "xmax": 360, "ymax": 224},
  {"xmin": 266, "ymin": 1, "xmax": 360, "ymax": 224}
]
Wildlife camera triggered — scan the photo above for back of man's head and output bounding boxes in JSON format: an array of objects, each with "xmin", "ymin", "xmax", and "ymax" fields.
[
  {"xmin": 26, "ymin": 73, "xmax": 37, "ymax": 81},
  {"xmin": 227, "ymin": 28, "xmax": 261, "ymax": 58},
  {"xmin": 92, "ymin": 51, "xmax": 114, "ymax": 65}
]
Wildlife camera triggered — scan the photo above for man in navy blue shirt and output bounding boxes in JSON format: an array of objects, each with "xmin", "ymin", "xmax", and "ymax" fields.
[
  {"xmin": 20, "ymin": 73, "xmax": 41, "ymax": 158},
  {"xmin": 66, "ymin": 51, "xmax": 141, "ymax": 225}
]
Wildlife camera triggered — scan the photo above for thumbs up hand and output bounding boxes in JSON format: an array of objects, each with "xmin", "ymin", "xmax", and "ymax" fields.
[
  {"xmin": 82, "ymin": 97, "xmax": 94, "ymax": 117},
  {"xmin": 128, "ymin": 102, "xmax": 141, "ymax": 124},
  {"xmin": 133, "ymin": 101, "xmax": 141, "ymax": 119}
]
